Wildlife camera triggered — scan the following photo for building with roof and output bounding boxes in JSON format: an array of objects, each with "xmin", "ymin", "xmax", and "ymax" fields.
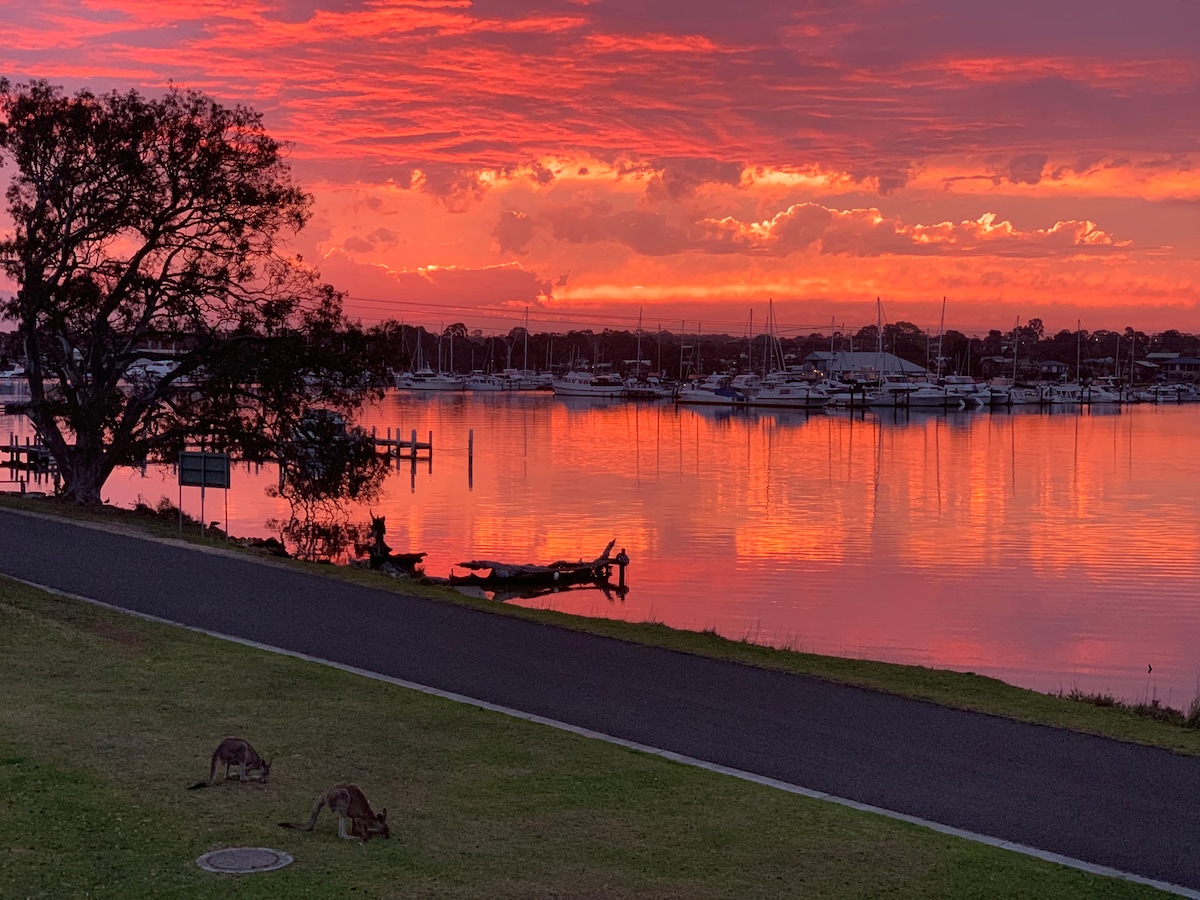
[{"xmin": 803, "ymin": 351, "xmax": 927, "ymax": 377}]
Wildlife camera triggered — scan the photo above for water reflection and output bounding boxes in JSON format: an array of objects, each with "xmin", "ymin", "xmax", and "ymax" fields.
[
  {"xmin": 270, "ymin": 412, "xmax": 390, "ymax": 561},
  {"xmin": 4, "ymin": 393, "xmax": 1200, "ymax": 703}
]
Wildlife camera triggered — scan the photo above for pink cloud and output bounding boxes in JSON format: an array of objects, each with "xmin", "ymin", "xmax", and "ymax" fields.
[
  {"xmin": 2, "ymin": 1, "xmax": 1198, "ymax": 333},
  {"xmin": 317, "ymin": 249, "xmax": 553, "ymax": 324},
  {"xmin": 534, "ymin": 198, "xmax": 1131, "ymax": 259}
]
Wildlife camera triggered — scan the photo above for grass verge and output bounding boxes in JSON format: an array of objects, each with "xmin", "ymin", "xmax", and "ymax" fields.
[
  {"xmin": 5, "ymin": 492, "xmax": 1200, "ymax": 759},
  {"xmin": 0, "ymin": 576, "xmax": 1167, "ymax": 898}
]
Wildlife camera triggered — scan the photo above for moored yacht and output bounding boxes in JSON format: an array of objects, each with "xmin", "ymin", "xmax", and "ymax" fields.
[
  {"xmin": 552, "ymin": 370, "xmax": 627, "ymax": 398},
  {"xmin": 745, "ymin": 372, "xmax": 830, "ymax": 409},
  {"xmin": 676, "ymin": 373, "xmax": 750, "ymax": 406},
  {"xmin": 465, "ymin": 372, "xmax": 509, "ymax": 391},
  {"xmin": 395, "ymin": 366, "xmax": 467, "ymax": 391}
]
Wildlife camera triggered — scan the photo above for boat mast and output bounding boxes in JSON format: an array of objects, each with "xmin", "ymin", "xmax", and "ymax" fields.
[
  {"xmin": 876, "ymin": 297, "xmax": 883, "ymax": 377},
  {"xmin": 679, "ymin": 320, "xmax": 686, "ymax": 380},
  {"xmin": 1012, "ymin": 316, "xmax": 1020, "ymax": 383},
  {"xmin": 1080, "ymin": 321, "xmax": 1089, "ymax": 384},
  {"xmin": 634, "ymin": 308, "xmax": 643, "ymax": 379},
  {"xmin": 937, "ymin": 297, "xmax": 946, "ymax": 378},
  {"xmin": 745, "ymin": 309, "xmax": 754, "ymax": 375}
]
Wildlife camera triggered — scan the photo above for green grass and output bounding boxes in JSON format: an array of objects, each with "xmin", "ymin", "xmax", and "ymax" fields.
[
  {"xmin": 6, "ymin": 492, "xmax": 1200, "ymax": 759},
  {"xmin": 0, "ymin": 577, "xmax": 1168, "ymax": 898}
]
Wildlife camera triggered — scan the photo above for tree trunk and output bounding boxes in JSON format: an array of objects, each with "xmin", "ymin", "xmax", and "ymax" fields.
[{"xmin": 56, "ymin": 442, "xmax": 113, "ymax": 505}]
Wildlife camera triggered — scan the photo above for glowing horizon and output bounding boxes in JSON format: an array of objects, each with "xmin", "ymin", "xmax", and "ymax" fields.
[{"xmin": 2, "ymin": 1, "xmax": 1198, "ymax": 336}]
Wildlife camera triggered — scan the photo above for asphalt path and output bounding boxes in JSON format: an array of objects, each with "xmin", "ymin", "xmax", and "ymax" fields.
[{"xmin": 2, "ymin": 506, "xmax": 1197, "ymax": 892}]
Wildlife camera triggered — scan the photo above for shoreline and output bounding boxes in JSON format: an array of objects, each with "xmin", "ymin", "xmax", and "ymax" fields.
[{"xmin": 4, "ymin": 491, "xmax": 1200, "ymax": 759}]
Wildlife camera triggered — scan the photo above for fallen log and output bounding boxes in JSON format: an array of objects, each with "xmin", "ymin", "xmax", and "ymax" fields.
[{"xmin": 450, "ymin": 539, "xmax": 621, "ymax": 588}]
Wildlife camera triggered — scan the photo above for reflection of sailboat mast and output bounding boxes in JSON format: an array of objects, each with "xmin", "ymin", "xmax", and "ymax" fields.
[
  {"xmin": 633, "ymin": 401, "xmax": 641, "ymax": 483},
  {"xmin": 1072, "ymin": 410, "xmax": 1080, "ymax": 492},
  {"xmin": 1010, "ymin": 414, "xmax": 1017, "ymax": 496},
  {"xmin": 872, "ymin": 417, "xmax": 882, "ymax": 514},
  {"xmin": 935, "ymin": 417, "xmax": 943, "ymax": 516}
]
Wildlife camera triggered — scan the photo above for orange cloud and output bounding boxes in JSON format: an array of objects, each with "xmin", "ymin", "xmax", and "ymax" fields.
[{"xmin": 3, "ymin": 1, "xmax": 1199, "ymax": 334}]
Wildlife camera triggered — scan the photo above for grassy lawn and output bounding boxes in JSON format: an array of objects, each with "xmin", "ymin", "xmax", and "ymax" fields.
[{"xmin": 0, "ymin": 576, "xmax": 1169, "ymax": 898}]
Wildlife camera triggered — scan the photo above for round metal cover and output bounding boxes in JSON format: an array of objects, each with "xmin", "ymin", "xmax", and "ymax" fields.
[{"xmin": 196, "ymin": 846, "xmax": 294, "ymax": 874}]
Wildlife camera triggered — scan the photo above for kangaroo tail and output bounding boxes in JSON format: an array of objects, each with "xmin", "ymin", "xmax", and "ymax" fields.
[
  {"xmin": 279, "ymin": 794, "xmax": 325, "ymax": 831},
  {"xmin": 188, "ymin": 749, "xmax": 221, "ymax": 790}
]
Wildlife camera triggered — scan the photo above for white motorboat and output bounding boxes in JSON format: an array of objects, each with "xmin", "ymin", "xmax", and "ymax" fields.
[
  {"xmin": 676, "ymin": 373, "xmax": 751, "ymax": 406},
  {"xmin": 395, "ymin": 366, "xmax": 466, "ymax": 391},
  {"xmin": 1134, "ymin": 383, "xmax": 1200, "ymax": 403},
  {"xmin": 465, "ymin": 373, "xmax": 509, "ymax": 392},
  {"xmin": 744, "ymin": 372, "xmax": 830, "ymax": 410},
  {"xmin": 551, "ymin": 370, "xmax": 627, "ymax": 398},
  {"xmin": 500, "ymin": 368, "xmax": 551, "ymax": 391},
  {"xmin": 1039, "ymin": 383, "xmax": 1083, "ymax": 405},
  {"xmin": 869, "ymin": 385, "xmax": 965, "ymax": 409},
  {"xmin": 623, "ymin": 374, "xmax": 676, "ymax": 400},
  {"xmin": 1081, "ymin": 383, "xmax": 1122, "ymax": 404},
  {"xmin": 938, "ymin": 375, "xmax": 991, "ymax": 406}
]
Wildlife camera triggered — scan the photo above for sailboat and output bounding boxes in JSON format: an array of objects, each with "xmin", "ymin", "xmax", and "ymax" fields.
[
  {"xmin": 395, "ymin": 326, "xmax": 466, "ymax": 391},
  {"xmin": 624, "ymin": 310, "xmax": 675, "ymax": 399},
  {"xmin": 745, "ymin": 301, "xmax": 830, "ymax": 409}
]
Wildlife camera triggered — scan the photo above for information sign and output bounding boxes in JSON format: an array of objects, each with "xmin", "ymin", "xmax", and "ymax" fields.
[{"xmin": 178, "ymin": 451, "xmax": 231, "ymax": 489}]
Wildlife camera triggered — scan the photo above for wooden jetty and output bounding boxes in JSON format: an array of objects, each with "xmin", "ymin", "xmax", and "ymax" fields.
[
  {"xmin": 370, "ymin": 427, "xmax": 433, "ymax": 461},
  {"xmin": 3, "ymin": 435, "xmax": 55, "ymax": 471}
]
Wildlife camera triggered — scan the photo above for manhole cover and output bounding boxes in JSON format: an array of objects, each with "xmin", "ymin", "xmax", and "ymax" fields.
[{"xmin": 196, "ymin": 847, "xmax": 293, "ymax": 874}]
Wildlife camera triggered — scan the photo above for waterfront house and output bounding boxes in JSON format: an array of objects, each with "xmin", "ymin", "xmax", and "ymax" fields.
[
  {"xmin": 1162, "ymin": 357, "xmax": 1200, "ymax": 378},
  {"xmin": 1038, "ymin": 360, "xmax": 1070, "ymax": 380}
]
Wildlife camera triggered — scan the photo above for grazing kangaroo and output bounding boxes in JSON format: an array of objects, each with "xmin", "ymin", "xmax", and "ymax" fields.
[
  {"xmin": 188, "ymin": 737, "xmax": 271, "ymax": 789},
  {"xmin": 279, "ymin": 783, "xmax": 389, "ymax": 841}
]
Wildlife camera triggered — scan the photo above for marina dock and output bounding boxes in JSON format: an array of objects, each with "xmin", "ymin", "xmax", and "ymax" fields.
[{"xmin": 371, "ymin": 427, "xmax": 434, "ymax": 461}]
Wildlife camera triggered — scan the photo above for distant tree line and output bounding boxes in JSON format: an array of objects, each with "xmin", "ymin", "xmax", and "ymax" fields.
[{"xmin": 303, "ymin": 317, "xmax": 1200, "ymax": 383}]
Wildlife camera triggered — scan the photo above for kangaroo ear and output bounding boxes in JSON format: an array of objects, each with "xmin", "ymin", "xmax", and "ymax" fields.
[{"xmin": 378, "ymin": 809, "xmax": 387, "ymax": 822}]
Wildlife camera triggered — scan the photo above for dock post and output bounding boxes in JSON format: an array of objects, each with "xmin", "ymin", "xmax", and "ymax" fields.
[
  {"xmin": 411, "ymin": 429, "xmax": 417, "ymax": 459},
  {"xmin": 616, "ymin": 548, "xmax": 629, "ymax": 590},
  {"xmin": 468, "ymin": 429, "xmax": 473, "ymax": 461}
]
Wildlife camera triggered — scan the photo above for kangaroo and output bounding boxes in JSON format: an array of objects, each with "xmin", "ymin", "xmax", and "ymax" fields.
[
  {"xmin": 188, "ymin": 737, "xmax": 271, "ymax": 789},
  {"xmin": 278, "ymin": 783, "xmax": 389, "ymax": 841}
]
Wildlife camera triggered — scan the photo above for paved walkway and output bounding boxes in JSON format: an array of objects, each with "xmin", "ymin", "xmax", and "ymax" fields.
[{"xmin": 2, "ymin": 506, "xmax": 1198, "ymax": 893}]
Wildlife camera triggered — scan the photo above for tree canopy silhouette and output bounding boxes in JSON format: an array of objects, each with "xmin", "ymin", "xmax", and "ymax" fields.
[{"xmin": 0, "ymin": 79, "xmax": 388, "ymax": 503}]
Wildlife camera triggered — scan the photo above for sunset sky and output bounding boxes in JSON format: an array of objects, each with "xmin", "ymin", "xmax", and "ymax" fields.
[{"xmin": 3, "ymin": 0, "xmax": 1199, "ymax": 338}]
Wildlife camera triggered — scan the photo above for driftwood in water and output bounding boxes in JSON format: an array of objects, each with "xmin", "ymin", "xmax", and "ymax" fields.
[
  {"xmin": 450, "ymin": 539, "xmax": 622, "ymax": 588},
  {"xmin": 365, "ymin": 513, "xmax": 426, "ymax": 573}
]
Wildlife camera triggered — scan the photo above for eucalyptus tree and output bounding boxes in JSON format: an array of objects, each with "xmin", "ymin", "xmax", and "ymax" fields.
[{"xmin": 0, "ymin": 79, "xmax": 387, "ymax": 503}]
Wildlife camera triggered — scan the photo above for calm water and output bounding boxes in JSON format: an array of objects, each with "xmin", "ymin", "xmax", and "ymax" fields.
[{"xmin": 5, "ymin": 389, "xmax": 1200, "ymax": 703}]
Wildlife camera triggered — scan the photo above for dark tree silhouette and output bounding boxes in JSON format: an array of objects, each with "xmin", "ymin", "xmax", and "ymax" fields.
[{"xmin": 0, "ymin": 79, "xmax": 387, "ymax": 503}]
